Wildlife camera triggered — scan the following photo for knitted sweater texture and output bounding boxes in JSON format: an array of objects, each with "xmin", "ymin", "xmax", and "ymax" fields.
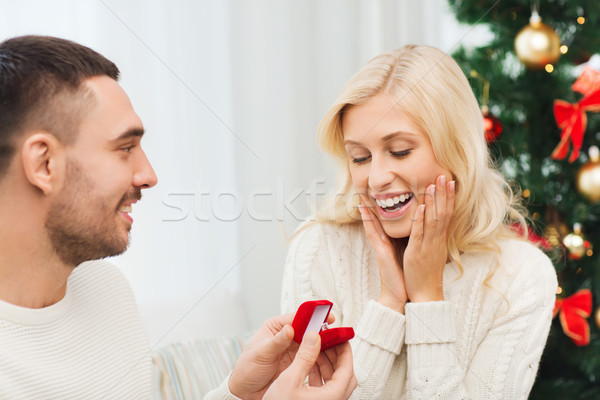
[
  {"xmin": 0, "ymin": 260, "xmax": 151, "ymax": 399},
  {"xmin": 281, "ymin": 222, "xmax": 557, "ymax": 400}
]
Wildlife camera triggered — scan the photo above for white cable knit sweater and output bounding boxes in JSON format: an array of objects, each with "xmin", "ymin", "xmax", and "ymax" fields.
[
  {"xmin": 281, "ymin": 222, "xmax": 558, "ymax": 400},
  {"xmin": 0, "ymin": 260, "xmax": 151, "ymax": 399}
]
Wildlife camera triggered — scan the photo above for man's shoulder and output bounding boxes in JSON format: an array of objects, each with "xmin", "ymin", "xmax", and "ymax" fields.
[
  {"xmin": 68, "ymin": 259, "xmax": 136, "ymax": 304},
  {"xmin": 70, "ymin": 259, "xmax": 127, "ymax": 283},
  {"xmin": 66, "ymin": 260, "xmax": 147, "ymax": 349}
]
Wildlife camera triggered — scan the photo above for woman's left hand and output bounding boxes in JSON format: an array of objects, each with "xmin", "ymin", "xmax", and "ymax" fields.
[{"xmin": 402, "ymin": 175, "xmax": 455, "ymax": 303}]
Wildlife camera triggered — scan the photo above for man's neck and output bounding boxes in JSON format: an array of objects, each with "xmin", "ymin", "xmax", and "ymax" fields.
[
  {"xmin": 0, "ymin": 206, "xmax": 73, "ymax": 309},
  {"xmin": 0, "ymin": 261, "xmax": 72, "ymax": 309}
]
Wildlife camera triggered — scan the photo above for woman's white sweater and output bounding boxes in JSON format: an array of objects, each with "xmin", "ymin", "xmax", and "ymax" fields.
[{"xmin": 281, "ymin": 222, "xmax": 557, "ymax": 399}]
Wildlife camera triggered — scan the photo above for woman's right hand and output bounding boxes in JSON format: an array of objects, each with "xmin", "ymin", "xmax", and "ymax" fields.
[{"xmin": 358, "ymin": 203, "xmax": 407, "ymax": 313}]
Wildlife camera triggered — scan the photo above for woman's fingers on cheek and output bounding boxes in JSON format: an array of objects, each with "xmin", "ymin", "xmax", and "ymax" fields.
[
  {"xmin": 358, "ymin": 206, "xmax": 377, "ymax": 239},
  {"xmin": 447, "ymin": 180, "xmax": 456, "ymax": 214},
  {"xmin": 442, "ymin": 180, "xmax": 456, "ymax": 231},
  {"xmin": 362, "ymin": 220, "xmax": 384, "ymax": 252},
  {"xmin": 437, "ymin": 175, "xmax": 446, "ymax": 193},
  {"xmin": 410, "ymin": 203, "xmax": 425, "ymax": 247},
  {"xmin": 360, "ymin": 205, "xmax": 388, "ymax": 243},
  {"xmin": 436, "ymin": 175, "xmax": 447, "ymax": 220},
  {"xmin": 424, "ymin": 184, "xmax": 437, "ymax": 238},
  {"xmin": 424, "ymin": 184, "xmax": 435, "ymax": 215},
  {"xmin": 434, "ymin": 177, "xmax": 448, "ymax": 235},
  {"xmin": 367, "ymin": 206, "xmax": 388, "ymax": 242}
]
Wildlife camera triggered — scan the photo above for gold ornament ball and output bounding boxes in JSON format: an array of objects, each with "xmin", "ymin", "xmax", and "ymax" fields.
[
  {"xmin": 577, "ymin": 146, "xmax": 600, "ymax": 202},
  {"xmin": 544, "ymin": 223, "xmax": 568, "ymax": 248},
  {"xmin": 563, "ymin": 223, "xmax": 587, "ymax": 259},
  {"xmin": 515, "ymin": 12, "xmax": 561, "ymax": 69},
  {"xmin": 596, "ymin": 307, "xmax": 600, "ymax": 329},
  {"xmin": 544, "ymin": 226, "xmax": 560, "ymax": 248}
]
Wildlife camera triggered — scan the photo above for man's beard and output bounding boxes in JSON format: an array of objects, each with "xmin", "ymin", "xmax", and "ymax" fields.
[{"xmin": 45, "ymin": 160, "xmax": 140, "ymax": 267}]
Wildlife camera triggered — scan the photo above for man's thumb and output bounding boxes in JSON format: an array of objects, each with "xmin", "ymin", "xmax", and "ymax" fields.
[
  {"xmin": 285, "ymin": 331, "xmax": 321, "ymax": 382},
  {"xmin": 263, "ymin": 324, "xmax": 294, "ymax": 356}
]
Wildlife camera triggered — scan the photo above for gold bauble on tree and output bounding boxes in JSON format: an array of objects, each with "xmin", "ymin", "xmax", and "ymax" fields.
[
  {"xmin": 563, "ymin": 223, "xmax": 591, "ymax": 259},
  {"xmin": 595, "ymin": 307, "xmax": 600, "ymax": 329},
  {"xmin": 514, "ymin": 11, "xmax": 561, "ymax": 69},
  {"xmin": 543, "ymin": 221, "xmax": 568, "ymax": 248},
  {"xmin": 577, "ymin": 146, "xmax": 600, "ymax": 202},
  {"xmin": 543, "ymin": 225, "xmax": 561, "ymax": 248}
]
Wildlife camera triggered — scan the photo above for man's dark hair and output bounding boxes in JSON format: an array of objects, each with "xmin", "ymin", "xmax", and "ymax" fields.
[{"xmin": 0, "ymin": 35, "xmax": 119, "ymax": 179}]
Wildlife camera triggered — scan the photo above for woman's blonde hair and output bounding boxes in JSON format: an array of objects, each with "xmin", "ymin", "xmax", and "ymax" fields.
[{"xmin": 315, "ymin": 45, "xmax": 528, "ymax": 274}]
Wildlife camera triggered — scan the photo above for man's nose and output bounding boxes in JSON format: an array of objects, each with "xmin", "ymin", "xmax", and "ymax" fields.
[{"xmin": 133, "ymin": 150, "xmax": 158, "ymax": 189}]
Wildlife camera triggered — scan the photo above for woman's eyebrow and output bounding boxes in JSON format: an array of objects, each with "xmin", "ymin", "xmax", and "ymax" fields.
[
  {"xmin": 344, "ymin": 130, "xmax": 418, "ymax": 147},
  {"xmin": 381, "ymin": 131, "xmax": 418, "ymax": 142}
]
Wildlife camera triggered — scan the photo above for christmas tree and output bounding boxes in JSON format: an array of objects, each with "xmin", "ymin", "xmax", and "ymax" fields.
[{"xmin": 447, "ymin": 0, "xmax": 600, "ymax": 398}]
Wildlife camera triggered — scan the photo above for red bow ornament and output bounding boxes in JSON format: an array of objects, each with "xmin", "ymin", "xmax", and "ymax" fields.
[
  {"xmin": 572, "ymin": 66, "xmax": 600, "ymax": 96},
  {"xmin": 551, "ymin": 90, "xmax": 600, "ymax": 163},
  {"xmin": 553, "ymin": 289, "xmax": 592, "ymax": 346},
  {"xmin": 510, "ymin": 223, "xmax": 552, "ymax": 250}
]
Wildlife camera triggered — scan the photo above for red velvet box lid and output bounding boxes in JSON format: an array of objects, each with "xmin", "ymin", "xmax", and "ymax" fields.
[{"xmin": 292, "ymin": 300, "xmax": 355, "ymax": 351}]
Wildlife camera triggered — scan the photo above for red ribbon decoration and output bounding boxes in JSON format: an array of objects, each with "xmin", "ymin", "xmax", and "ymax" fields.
[
  {"xmin": 553, "ymin": 289, "xmax": 592, "ymax": 346},
  {"xmin": 551, "ymin": 90, "xmax": 600, "ymax": 163},
  {"xmin": 510, "ymin": 223, "xmax": 552, "ymax": 250},
  {"xmin": 572, "ymin": 66, "xmax": 600, "ymax": 96}
]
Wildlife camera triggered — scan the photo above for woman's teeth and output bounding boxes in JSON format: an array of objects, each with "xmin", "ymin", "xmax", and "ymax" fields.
[{"xmin": 375, "ymin": 194, "xmax": 412, "ymax": 210}]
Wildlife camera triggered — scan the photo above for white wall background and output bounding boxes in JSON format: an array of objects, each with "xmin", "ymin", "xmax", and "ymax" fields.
[{"xmin": 0, "ymin": 0, "xmax": 490, "ymax": 346}]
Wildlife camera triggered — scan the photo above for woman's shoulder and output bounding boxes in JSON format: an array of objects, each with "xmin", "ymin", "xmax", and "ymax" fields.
[
  {"xmin": 286, "ymin": 220, "xmax": 369, "ymax": 269},
  {"xmin": 488, "ymin": 238, "xmax": 557, "ymax": 294},
  {"xmin": 284, "ymin": 221, "xmax": 368, "ymax": 288},
  {"xmin": 289, "ymin": 220, "xmax": 365, "ymax": 249},
  {"xmin": 497, "ymin": 238, "xmax": 555, "ymax": 273}
]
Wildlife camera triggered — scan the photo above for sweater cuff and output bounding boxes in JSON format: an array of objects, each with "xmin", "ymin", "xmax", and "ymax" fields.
[
  {"xmin": 203, "ymin": 373, "xmax": 241, "ymax": 400},
  {"xmin": 405, "ymin": 301, "xmax": 456, "ymax": 345},
  {"xmin": 355, "ymin": 299, "xmax": 406, "ymax": 355}
]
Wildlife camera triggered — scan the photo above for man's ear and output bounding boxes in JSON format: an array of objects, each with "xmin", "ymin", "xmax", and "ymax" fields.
[{"xmin": 21, "ymin": 133, "xmax": 64, "ymax": 195}]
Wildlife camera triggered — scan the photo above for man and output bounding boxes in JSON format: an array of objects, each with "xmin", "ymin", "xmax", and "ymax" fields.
[{"xmin": 0, "ymin": 35, "xmax": 356, "ymax": 399}]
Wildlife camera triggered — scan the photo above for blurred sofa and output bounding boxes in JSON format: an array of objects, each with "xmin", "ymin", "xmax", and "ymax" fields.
[
  {"xmin": 151, "ymin": 335, "xmax": 245, "ymax": 399},
  {"xmin": 139, "ymin": 289, "xmax": 250, "ymax": 399}
]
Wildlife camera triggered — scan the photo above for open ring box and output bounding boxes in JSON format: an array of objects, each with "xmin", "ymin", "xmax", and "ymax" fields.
[{"xmin": 292, "ymin": 300, "xmax": 355, "ymax": 351}]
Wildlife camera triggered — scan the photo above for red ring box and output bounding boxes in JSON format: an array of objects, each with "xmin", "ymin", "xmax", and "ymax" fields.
[{"xmin": 292, "ymin": 300, "xmax": 355, "ymax": 351}]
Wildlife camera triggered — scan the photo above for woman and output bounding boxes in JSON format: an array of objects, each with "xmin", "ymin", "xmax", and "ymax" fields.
[{"xmin": 281, "ymin": 45, "xmax": 557, "ymax": 399}]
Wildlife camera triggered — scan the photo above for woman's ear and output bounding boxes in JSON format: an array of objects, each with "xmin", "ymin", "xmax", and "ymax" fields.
[{"xmin": 21, "ymin": 133, "xmax": 64, "ymax": 195}]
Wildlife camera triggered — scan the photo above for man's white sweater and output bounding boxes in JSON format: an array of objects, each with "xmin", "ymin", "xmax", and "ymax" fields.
[
  {"xmin": 0, "ymin": 260, "xmax": 151, "ymax": 399},
  {"xmin": 281, "ymin": 222, "xmax": 558, "ymax": 399}
]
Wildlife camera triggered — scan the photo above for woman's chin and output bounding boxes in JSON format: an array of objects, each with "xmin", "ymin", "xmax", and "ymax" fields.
[{"xmin": 381, "ymin": 222, "xmax": 411, "ymax": 239}]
